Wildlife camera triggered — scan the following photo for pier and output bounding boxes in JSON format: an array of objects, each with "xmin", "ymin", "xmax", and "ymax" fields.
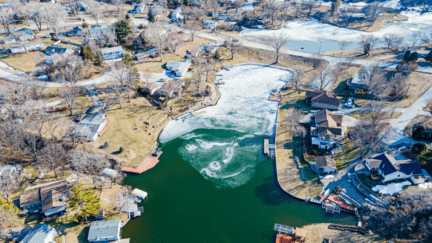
[
  {"xmin": 269, "ymin": 92, "xmax": 281, "ymax": 102},
  {"xmin": 264, "ymin": 139, "xmax": 276, "ymax": 159},
  {"xmin": 121, "ymin": 148, "xmax": 163, "ymax": 174}
]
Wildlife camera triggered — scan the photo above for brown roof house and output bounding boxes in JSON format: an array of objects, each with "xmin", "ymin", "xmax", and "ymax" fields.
[
  {"xmin": 143, "ymin": 82, "xmax": 160, "ymax": 96},
  {"xmin": 306, "ymin": 90, "xmax": 340, "ymax": 110},
  {"xmin": 315, "ymin": 156, "xmax": 337, "ymax": 174},
  {"xmin": 364, "ymin": 153, "xmax": 426, "ymax": 184},
  {"xmin": 19, "ymin": 181, "xmax": 76, "ymax": 217},
  {"xmin": 310, "ymin": 109, "xmax": 344, "ymax": 150},
  {"xmin": 155, "ymin": 79, "xmax": 184, "ymax": 99}
]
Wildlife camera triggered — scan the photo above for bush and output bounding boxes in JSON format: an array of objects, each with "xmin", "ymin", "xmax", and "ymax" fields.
[
  {"xmin": 82, "ymin": 22, "xmax": 89, "ymax": 28},
  {"xmin": 412, "ymin": 142, "xmax": 427, "ymax": 155},
  {"xmin": 104, "ymin": 141, "xmax": 109, "ymax": 149},
  {"xmin": 413, "ymin": 126, "xmax": 426, "ymax": 140},
  {"xmin": 150, "ymin": 14, "xmax": 156, "ymax": 23},
  {"xmin": 119, "ymin": 147, "xmax": 124, "ymax": 153},
  {"xmin": 425, "ymin": 51, "xmax": 432, "ymax": 62}
]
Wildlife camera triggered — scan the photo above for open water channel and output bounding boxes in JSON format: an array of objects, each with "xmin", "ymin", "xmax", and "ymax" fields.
[{"xmin": 121, "ymin": 65, "xmax": 355, "ymax": 242}]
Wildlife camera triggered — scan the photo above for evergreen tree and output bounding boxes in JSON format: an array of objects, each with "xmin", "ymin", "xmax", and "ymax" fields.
[
  {"xmin": 115, "ymin": 20, "xmax": 133, "ymax": 43},
  {"xmin": 95, "ymin": 52, "xmax": 104, "ymax": 66},
  {"xmin": 426, "ymin": 51, "xmax": 432, "ymax": 62},
  {"xmin": 183, "ymin": 0, "xmax": 188, "ymax": 6},
  {"xmin": 80, "ymin": 46, "xmax": 94, "ymax": 61},
  {"xmin": 150, "ymin": 13, "xmax": 156, "ymax": 23},
  {"xmin": 68, "ymin": 185, "xmax": 101, "ymax": 223},
  {"xmin": 122, "ymin": 54, "xmax": 135, "ymax": 67}
]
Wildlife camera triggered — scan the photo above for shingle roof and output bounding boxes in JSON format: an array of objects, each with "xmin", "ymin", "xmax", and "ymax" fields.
[
  {"xmin": 306, "ymin": 90, "xmax": 340, "ymax": 107},
  {"xmin": 370, "ymin": 154, "xmax": 422, "ymax": 176},
  {"xmin": 101, "ymin": 46, "xmax": 123, "ymax": 55},
  {"xmin": 88, "ymin": 219, "xmax": 121, "ymax": 242},
  {"xmin": 19, "ymin": 190, "xmax": 40, "ymax": 208},
  {"xmin": 315, "ymin": 156, "xmax": 337, "ymax": 170},
  {"xmin": 19, "ymin": 224, "xmax": 57, "ymax": 243}
]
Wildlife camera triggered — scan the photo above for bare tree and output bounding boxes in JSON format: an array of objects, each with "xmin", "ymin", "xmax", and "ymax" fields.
[
  {"xmin": 231, "ymin": 0, "xmax": 244, "ymax": 13},
  {"xmin": 360, "ymin": 34, "xmax": 379, "ymax": 57},
  {"xmin": 70, "ymin": 150, "xmax": 110, "ymax": 188},
  {"xmin": 63, "ymin": 0, "xmax": 79, "ymax": 16},
  {"xmin": 183, "ymin": 20, "xmax": 202, "ymax": 41},
  {"xmin": 45, "ymin": 4, "xmax": 68, "ymax": 36},
  {"xmin": 270, "ymin": 33, "xmax": 289, "ymax": 64},
  {"xmin": 98, "ymin": 31, "xmax": 117, "ymax": 47},
  {"xmin": 206, "ymin": 0, "xmax": 220, "ymax": 21},
  {"xmin": 358, "ymin": 64, "xmax": 385, "ymax": 97},
  {"xmin": 388, "ymin": 72, "xmax": 409, "ymax": 97},
  {"xmin": 38, "ymin": 142, "xmax": 68, "ymax": 178},
  {"xmin": 85, "ymin": 0, "xmax": 103, "ymax": 25},
  {"xmin": 145, "ymin": 23, "xmax": 167, "ymax": 62},
  {"xmin": 383, "ymin": 33, "xmax": 399, "ymax": 49},
  {"xmin": 57, "ymin": 57, "xmax": 85, "ymax": 116},
  {"xmin": 364, "ymin": 3, "xmax": 382, "ymax": 27},
  {"xmin": 223, "ymin": 36, "xmax": 242, "ymax": 59},
  {"xmin": 351, "ymin": 100, "xmax": 390, "ymax": 159},
  {"xmin": 26, "ymin": 2, "xmax": 48, "ymax": 31},
  {"xmin": 0, "ymin": 177, "xmax": 20, "ymax": 202},
  {"xmin": 142, "ymin": 69, "xmax": 152, "ymax": 84},
  {"xmin": 314, "ymin": 65, "xmax": 339, "ymax": 91},
  {"xmin": 263, "ymin": 0, "xmax": 282, "ymax": 25},
  {"xmin": 288, "ymin": 69, "xmax": 304, "ymax": 90},
  {"xmin": 0, "ymin": 8, "xmax": 14, "ymax": 35},
  {"xmin": 285, "ymin": 107, "xmax": 304, "ymax": 136},
  {"xmin": 166, "ymin": 28, "xmax": 185, "ymax": 53}
]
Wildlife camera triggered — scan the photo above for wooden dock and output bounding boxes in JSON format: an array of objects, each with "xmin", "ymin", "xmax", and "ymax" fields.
[
  {"xmin": 269, "ymin": 92, "xmax": 282, "ymax": 102},
  {"xmin": 121, "ymin": 155, "xmax": 161, "ymax": 174},
  {"xmin": 264, "ymin": 139, "xmax": 269, "ymax": 155}
]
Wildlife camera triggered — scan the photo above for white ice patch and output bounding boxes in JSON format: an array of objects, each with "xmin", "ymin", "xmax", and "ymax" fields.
[
  {"xmin": 372, "ymin": 181, "xmax": 412, "ymax": 195},
  {"xmin": 209, "ymin": 161, "xmax": 222, "ymax": 171},
  {"xmin": 185, "ymin": 144, "xmax": 198, "ymax": 152},
  {"xmin": 419, "ymin": 182, "xmax": 432, "ymax": 189},
  {"xmin": 196, "ymin": 139, "xmax": 231, "ymax": 150},
  {"xmin": 181, "ymin": 133, "xmax": 203, "ymax": 140},
  {"xmin": 222, "ymin": 146, "xmax": 234, "ymax": 164}
]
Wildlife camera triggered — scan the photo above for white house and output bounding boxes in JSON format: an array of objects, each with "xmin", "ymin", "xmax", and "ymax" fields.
[
  {"xmin": 204, "ymin": 20, "xmax": 217, "ymax": 29},
  {"xmin": 135, "ymin": 3, "xmax": 145, "ymax": 14},
  {"xmin": 101, "ymin": 46, "xmax": 125, "ymax": 60},
  {"xmin": 170, "ymin": 7, "xmax": 182, "ymax": 20},
  {"xmin": 19, "ymin": 224, "xmax": 58, "ymax": 243},
  {"xmin": 364, "ymin": 153, "xmax": 424, "ymax": 183},
  {"xmin": 75, "ymin": 112, "xmax": 108, "ymax": 142},
  {"xmin": 0, "ymin": 165, "xmax": 17, "ymax": 179},
  {"xmin": 88, "ymin": 219, "xmax": 121, "ymax": 243},
  {"xmin": 166, "ymin": 59, "xmax": 191, "ymax": 77},
  {"xmin": 315, "ymin": 156, "xmax": 337, "ymax": 174},
  {"xmin": 310, "ymin": 109, "xmax": 344, "ymax": 150}
]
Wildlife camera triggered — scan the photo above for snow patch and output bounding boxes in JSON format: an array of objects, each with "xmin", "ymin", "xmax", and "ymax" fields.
[
  {"xmin": 372, "ymin": 181, "xmax": 412, "ymax": 195},
  {"xmin": 419, "ymin": 182, "xmax": 432, "ymax": 189}
]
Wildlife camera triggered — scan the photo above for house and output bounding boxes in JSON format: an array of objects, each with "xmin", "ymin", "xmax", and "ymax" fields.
[
  {"xmin": 165, "ymin": 59, "xmax": 191, "ymax": 77},
  {"xmin": 75, "ymin": 112, "xmax": 108, "ymax": 142},
  {"xmin": 347, "ymin": 73, "xmax": 367, "ymax": 95},
  {"xmin": 310, "ymin": 109, "xmax": 344, "ymax": 150},
  {"xmin": 88, "ymin": 219, "xmax": 121, "ymax": 243},
  {"xmin": 19, "ymin": 181, "xmax": 76, "ymax": 217},
  {"xmin": 0, "ymin": 165, "xmax": 17, "ymax": 179},
  {"xmin": 3, "ymin": 35, "xmax": 16, "ymax": 44},
  {"xmin": 305, "ymin": 90, "xmax": 340, "ymax": 110},
  {"xmin": 364, "ymin": 153, "xmax": 425, "ymax": 183},
  {"xmin": 144, "ymin": 82, "xmax": 160, "ymax": 95},
  {"xmin": 190, "ymin": 44, "xmax": 219, "ymax": 57},
  {"xmin": 135, "ymin": 2, "xmax": 145, "ymax": 14},
  {"xmin": 204, "ymin": 20, "xmax": 217, "ymax": 29},
  {"xmin": 134, "ymin": 47, "xmax": 160, "ymax": 60},
  {"xmin": 90, "ymin": 25, "xmax": 114, "ymax": 39},
  {"xmin": 315, "ymin": 156, "xmax": 337, "ymax": 174},
  {"xmin": 44, "ymin": 45, "xmax": 73, "ymax": 56},
  {"xmin": 8, "ymin": 42, "xmax": 43, "ymax": 54},
  {"xmin": 101, "ymin": 46, "xmax": 125, "ymax": 60},
  {"xmin": 77, "ymin": 1, "xmax": 89, "ymax": 11},
  {"xmin": 60, "ymin": 26, "xmax": 83, "ymax": 36},
  {"xmin": 170, "ymin": 7, "xmax": 182, "ymax": 20},
  {"xmin": 155, "ymin": 79, "xmax": 184, "ymax": 99},
  {"xmin": 100, "ymin": 168, "xmax": 118, "ymax": 178},
  {"xmin": 16, "ymin": 28, "xmax": 34, "ymax": 42},
  {"xmin": 19, "ymin": 224, "xmax": 58, "ymax": 243}
]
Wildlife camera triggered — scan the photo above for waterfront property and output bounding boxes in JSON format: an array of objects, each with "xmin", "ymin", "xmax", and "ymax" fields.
[
  {"xmin": 166, "ymin": 59, "xmax": 192, "ymax": 77},
  {"xmin": 305, "ymin": 91, "xmax": 340, "ymax": 110},
  {"xmin": 101, "ymin": 46, "xmax": 125, "ymax": 60},
  {"xmin": 75, "ymin": 112, "xmax": 108, "ymax": 142},
  {"xmin": 310, "ymin": 109, "xmax": 344, "ymax": 150},
  {"xmin": 143, "ymin": 82, "xmax": 160, "ymax": 95},
  {"xmin": 314, "ymin": 156, "xmax": 337, "ymax": 174},
  {"xmin": 88, "ymin": 219, "xmax": 121, "ymax": 242},
  {"xmin": 155, "ymin": 79, "xmax": 184, "ymax": 99},
  {"xmin": 347, "ymin": 73, "xmax": 368, "ymax": 95},
  {"xmin": 19, "ymin": 181, "xmax": 76, "ymax": 217},
  {"xmin": 19, "ymin": 224, "xmax": 58, "ymax": 243},
  {"xmin": 364, "ymin": 153, "xmax": 426, "ymax": 184}
]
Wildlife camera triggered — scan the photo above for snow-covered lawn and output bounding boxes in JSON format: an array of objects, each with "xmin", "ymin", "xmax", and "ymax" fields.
[
  {"xmin": 419, "ymin": 182, "xmax": 432, "ymax": 189},
  {"xmin": 372, "ymin": 181, "xmax": 412, "ymax": 195}
]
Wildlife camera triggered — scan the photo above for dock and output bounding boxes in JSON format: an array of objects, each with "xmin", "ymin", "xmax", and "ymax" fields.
[
  {"xmin": 121, "ymin": 149, "xmax": 162, "ymax": 174},
  {"xmin": 269, "ymin": 92, "xmax": 281, "ymax": 102},
  {"xmin": 264, "ymin": 139, "xmax": 269, "ymax": 155}
]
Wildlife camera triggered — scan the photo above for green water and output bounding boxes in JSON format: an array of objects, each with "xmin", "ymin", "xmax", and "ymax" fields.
[{"xmin": 121, "ymin": 129, "xmax": 355, "ymax": 243}]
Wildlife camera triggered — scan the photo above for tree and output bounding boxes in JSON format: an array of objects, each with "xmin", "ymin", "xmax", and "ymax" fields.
[
  {"xmin": 426, "ymin": 51, "xmax": 432, "ymax": 62},
  {"xmin": 331, "ymin": 0, "xmax": 340, "ymax": 16},
  {"xmin": 314, "ymin": 65, "xmax": 339, "ymax": 91},
  {"xmin": 351, "ymin": 100, "xmax": 391, "ymax": 159},
  {"xmin": 263, "ymin": 0, "xmax": 282, "ymax": 25},
  {"xmin": 288, "ymin": 69, "xmax": 304, "ymax": 90},
  {"xmin": 223, "ymin": 36, "xmax": 242, "ymax": 59},
  {"xmin": 45, "ymin": 4, "xmax": 67, "ymax": 36},
  {"xmin": 364, "ymin": 3, "xmax": 382, "ymax": 27},
  {"xmin": 183, "ymin": 20, "xmax": 202, "ymax": 41},
  {"xmin": 0, "ymin": 197, "xmax": 18, "ymax": 235},
  {"xmin": 166, "ymin": 28, "xmax": 185, "ymax": 53},
  {"xmin": 109, "ymin": 63, "xmax": 138, "ymax": 106},
  {"xmin": 63, "ymin": 0, "xmax": 79, "ymax": 16},
  {"xmin": 115, "ymin": 19, "xmax": 132, "ymax": 43},
  {"xmin": 285, "ymin": 107, "xmax": 303, "ymax": 136},
  {"xmin": 70, "ymin": 150, "xmax": 110, "ymax": 188},
  {"xmin": 383, "ymin": 33, "xmax": 403, "ymax": 50},
  {"xmin": 0, "ymin": 177, "xmax": 20, "ymax": 203},
  {"xmin": 57, "ymin": 57, "xmax": 85, "ymax": 116},
  {"xmin": 122, "ymin": 54, "xmax": 135, "ymax": 67},
  {"xmin": 388, "ymin": 72, "xmax": 409, "ymax": 97},
  {"xmin": 38, "ymin": 142, "xmax": 68, "ymax": 178},
  {"xmin": 412, "ymin": 142, "xmax": 427, "ymax": 155},
  {"xmin": 27, "ymin": 2, "xmax": 48, "ymax": 31},
  {"xmin": 270, "ymin": 33, "xmax": 289, "ymax": 64},
  {"xmin": 68, "ymin": 184, "xmax": 101, "ymax": 223},
  {"xmin": 0, "ymin": 8, "xmax": 14, "ymax": 35},
  {"xmin": 231, "ymin": 0, "xmax": 243, "ymax": 13},
  {"xmin": 150, "ymin": 13, "xmax": 156, "ymax": 22},
  {"xmin": 360, "ymin": 34, "xmax": 379, "ymax": 57},
  {"xmin": 358, "ymin": 64, "xmax": 385, "ymax": 97},
  {"xmin": 145, "ymin": 23, "xmax": 167, "ymax": 62},
  {"xmin": 338, "ymin": 41, "xmax": 349, "ymax": 54},
  {"xmin": 86, "ymin": 0, "xmax": 103, "ymax": 25}
]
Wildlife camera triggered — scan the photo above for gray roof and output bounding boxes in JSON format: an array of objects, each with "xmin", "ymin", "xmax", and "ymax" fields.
[
  {"xmin": 101, "ymin": 46, "xmax": 124, "ymax": 55},
  {"xmin": 88, "ymin": 219, "xmax": 121, "ymax": 242},
  {"xmin": 100, "ymin": 168, "xmax": 118, "ymax": 178},
  {"xmin": 45, "ymin": 45, "xmax": 72, "ymax": 56},
  {"xmin": 20, "ymin": 224, "xmax": 57, "ymax": 243},
  {"xmin": 370, "ymin": 154, "xmax": 422, "ymax": 176},
  {"xmin": 80, "ymin": 112, "xmax": 106, "ymax": 126}
]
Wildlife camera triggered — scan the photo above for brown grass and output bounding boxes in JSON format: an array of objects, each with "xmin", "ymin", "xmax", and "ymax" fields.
[{"xmin": 302, "ymin": 223, "xmax": 385, "ymax": 243}]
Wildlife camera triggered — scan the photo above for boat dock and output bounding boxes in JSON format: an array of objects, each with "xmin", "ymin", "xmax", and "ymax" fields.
[
  {"xmin": 264, "ymin": 139, "xmax": 276, "ymax": 159},
  {"xmin": 269, "ymin": 92, "xmax": 281, "ymax": 102},
  {"xmin": 264, "ymin": 139, "xmax": 269, "ymax": 154},
  {"xmin": 121, "ymin": 148, "xmax": 163, "ymax": 174}
]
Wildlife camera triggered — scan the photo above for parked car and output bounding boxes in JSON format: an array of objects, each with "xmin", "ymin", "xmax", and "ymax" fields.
[{"xmin": 345, "ymin": 97, "xmax": 354, "ymax": 108}]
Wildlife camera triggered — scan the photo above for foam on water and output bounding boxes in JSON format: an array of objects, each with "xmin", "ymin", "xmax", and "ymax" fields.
[{"xmin": 160, "ymin": 65, "xmax": 291, "ymax": 188}]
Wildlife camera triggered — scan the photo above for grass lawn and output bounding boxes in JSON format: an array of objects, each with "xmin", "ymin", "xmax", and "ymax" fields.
[
  {"xmin": 333, "ymin": 135, "xmax": 360, "ymax": 171},
  {"xmin": 303, "ymin": 223, "xmax": 385, "ymax": 243},
  {"xmin": 0, "ymin": 52, "xmax": 39, "ymax": 72},
  {"xmin": 275, "ymin": 89, "xmax": 322, "ymax": 199},
  {"xmin": 348, "ymin": 110, "xmax": 402, "ymax": 120}
]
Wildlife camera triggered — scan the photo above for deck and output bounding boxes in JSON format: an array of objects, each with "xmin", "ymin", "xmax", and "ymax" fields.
[
  {"xmin": 269, "ymin": 92, "xmax": 282, "ymax": 102},
  {"xmin": 121, "ymin": 157, "xmax": 160, "ymax": 174},
  {"xmin": 264, "ymin": 139, "xmax": 269, "ymax": 155}
]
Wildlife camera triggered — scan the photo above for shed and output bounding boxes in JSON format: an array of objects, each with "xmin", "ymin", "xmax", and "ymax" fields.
[
  {"xmin": 100, "ymin": 168, "xmax": 118, "ymax": 178},
  {"xmin": 88, "ymin": 219, "xmax": 121, "ymax": 243},
  {"xmin": 101, "ymin": 46, "xmax": 125, "ymax": 60},
  {"xmin": 131, "ymin": 189, "xmax": 148, "ymax": 200}
]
